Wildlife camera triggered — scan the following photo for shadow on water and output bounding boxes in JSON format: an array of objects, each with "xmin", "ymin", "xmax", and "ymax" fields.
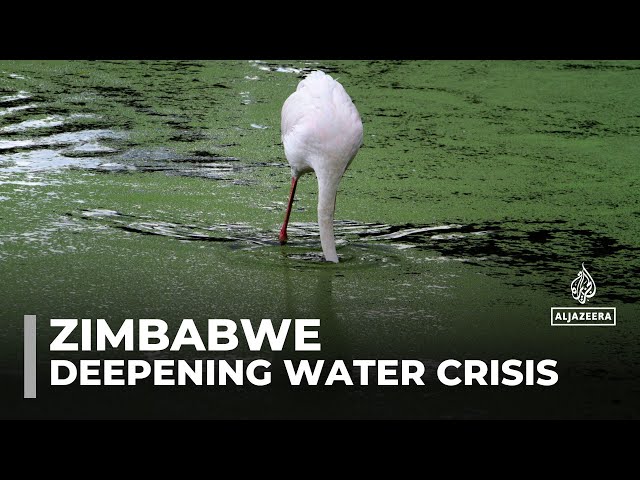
[{"xmin": 70, "ymin": 208, "xmax": 640, "ymax": 302}]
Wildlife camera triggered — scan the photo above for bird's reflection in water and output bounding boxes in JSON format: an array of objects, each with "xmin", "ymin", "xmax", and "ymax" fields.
[
  {"xmin": 273, "ymin": 259, "xmax": 350, "ymax": 387},
  {"xmin": 311, "ymin": 267, "xmax": 342, "ymax": 359}
]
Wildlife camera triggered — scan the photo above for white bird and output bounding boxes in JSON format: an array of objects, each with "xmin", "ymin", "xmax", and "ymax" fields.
[{"xmin": 279, "ymin": 71, "xmax": 364, "ymax": 263}]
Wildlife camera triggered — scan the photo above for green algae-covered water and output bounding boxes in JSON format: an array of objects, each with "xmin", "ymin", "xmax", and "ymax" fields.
[{"xmin": 1, "ymin": 60, "xmax": 639, "ymax": 419}]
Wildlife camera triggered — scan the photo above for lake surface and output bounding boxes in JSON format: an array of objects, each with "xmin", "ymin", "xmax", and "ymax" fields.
[{"xmin": 1, "ymin": 60, "xmax": 639, "ymax": 418}]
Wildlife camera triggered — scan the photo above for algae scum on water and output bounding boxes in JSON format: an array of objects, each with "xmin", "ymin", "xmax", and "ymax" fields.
[{"xmin": 0, "ymin": 60, "xmax": 639, "ymax": 419}]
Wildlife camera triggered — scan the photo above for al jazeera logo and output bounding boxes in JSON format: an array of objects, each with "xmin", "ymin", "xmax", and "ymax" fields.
[{"xmin": 551, "ymin": 263, "xmax": 616, "ymax": 326}]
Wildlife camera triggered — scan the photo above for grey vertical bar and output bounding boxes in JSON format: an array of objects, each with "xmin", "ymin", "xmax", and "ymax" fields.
[{"xmin": 24, "ymin": 315, "xmax": 36, "ymax": 399}]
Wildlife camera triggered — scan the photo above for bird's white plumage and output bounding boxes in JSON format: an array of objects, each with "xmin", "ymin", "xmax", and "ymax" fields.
[
  {"xmin": 280, "ymin": 71, "xmax": 363, "ymax": 262},
  {"xmin": 281, "ymin": 71, "xmax": 363, "ymax": 179}
]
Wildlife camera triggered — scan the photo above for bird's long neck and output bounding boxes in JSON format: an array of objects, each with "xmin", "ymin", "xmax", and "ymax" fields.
[{"xmin": 317, "ymin": 171, "xmax": 340, "ymax": 263}]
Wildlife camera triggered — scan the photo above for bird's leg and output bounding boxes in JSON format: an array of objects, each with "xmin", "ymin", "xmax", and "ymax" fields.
[{"xmin": 279, "ymin": 176, "xmax": 298, "ymax": 245}]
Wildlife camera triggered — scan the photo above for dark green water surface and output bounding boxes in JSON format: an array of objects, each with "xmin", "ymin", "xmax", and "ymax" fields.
[{"xmin": 0, "ymin": 60, "xmax": 638, "ymax": 418}]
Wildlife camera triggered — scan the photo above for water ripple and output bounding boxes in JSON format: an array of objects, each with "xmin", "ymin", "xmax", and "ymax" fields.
[{"xmin": 69, "ymin": 208, "xmax": 640, "ymax": 301}]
